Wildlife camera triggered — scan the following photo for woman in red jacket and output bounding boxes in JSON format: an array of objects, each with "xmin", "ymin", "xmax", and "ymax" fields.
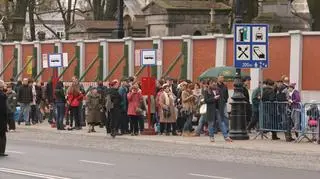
[
  {"xmin": 67, "ymin": 84, "xmax": 84, "ymax": 130},
  {"xmin": 127, "ymin": 83, "xmax": 143, "ymax": 136}
]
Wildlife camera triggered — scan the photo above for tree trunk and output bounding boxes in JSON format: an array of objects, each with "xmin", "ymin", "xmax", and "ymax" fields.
[
  {"xmin": 307, "ymin": 0, "xmax": 320, "ymax": 31},
  {"xmin": 105, "ymin": 0, "xmax": 117, "ymax": 20},
  {"xmin": 29, "ymin": 0, "xmax": 36, "ymax": 41}
]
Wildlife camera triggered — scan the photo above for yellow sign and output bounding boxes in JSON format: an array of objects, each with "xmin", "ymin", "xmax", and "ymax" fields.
[{"xmin": 26, "ymin": 56, "xmax": 33, "ymax": 75}]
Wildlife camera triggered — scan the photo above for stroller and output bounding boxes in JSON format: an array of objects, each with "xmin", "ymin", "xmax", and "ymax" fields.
[{"xmin": 306, "ymin": 104, "xmax": 319, "ymax": 142}]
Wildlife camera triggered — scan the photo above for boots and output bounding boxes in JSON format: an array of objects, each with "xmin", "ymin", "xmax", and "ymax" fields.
[
  {"xmin": 271, "ymin": 132, "xmax": 280, "ymax": 140},
  {"xmin": 285, "ymin": 132, "xmax": 295, "ymax": 142}
]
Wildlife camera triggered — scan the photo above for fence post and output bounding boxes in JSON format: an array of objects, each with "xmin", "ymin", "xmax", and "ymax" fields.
[
  {"xmin": 54, "ymin": 40, "xmax": 63, "ymax": 79},
  {"xmin": 14, "ymin": 42, "xmax": 22, "ymax": 81},
  {"xmin": 215, "ymin": 34, "xmax": 227, "ymax": 67},
  {"xmin": 152, "ymin": 36, "xmax": 162, "ymax": 80},
  {"xmin": 99, "ymin": 39, "xmax": 108, "ymax": 81},
  {"xmin": 124, "ymin": 37, "xmax": 134, "ymax": 78},
  {"xmin": 77, "ymin": 40, "xmax": 85, "ymax": 81},
  {"xmin": 34, "ymin": 41, "xmax": 42, "ymax": 81},
  {"xmin": 74, "ymin": 43, "xmax": 81, "ymax": 79},
  {"xmin": 181, "ymin": 35, "xmax": 192, "ymax": 80},
  {"xmin": 289, "ymin": 30, "xmax": 303, "ymax": 91}
]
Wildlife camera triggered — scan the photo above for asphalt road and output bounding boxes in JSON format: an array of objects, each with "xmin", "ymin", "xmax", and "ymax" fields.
[{"xmin": 0, "ymin": 139, "xmax": 319, "ymax": 179}]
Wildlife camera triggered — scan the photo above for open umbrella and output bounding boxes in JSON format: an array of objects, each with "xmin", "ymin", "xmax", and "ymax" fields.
[{"xmin": 199, "ymin": 66, "xmax": 250, "ymax": 81}]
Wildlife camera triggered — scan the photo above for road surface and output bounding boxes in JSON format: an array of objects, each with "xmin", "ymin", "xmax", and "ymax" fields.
[{"xmin": 0, "ymin": 138, "xmax": 319, "ymax": 179}]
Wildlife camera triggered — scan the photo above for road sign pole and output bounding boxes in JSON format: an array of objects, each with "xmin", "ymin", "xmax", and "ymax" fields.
[{"xmin": 229, "ymin": 0, "xmax": 250, "ymax": 140}]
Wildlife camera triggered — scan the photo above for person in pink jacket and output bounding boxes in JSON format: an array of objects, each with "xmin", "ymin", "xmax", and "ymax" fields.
[{"xmin": 127, "ymin": 83, "xmax": 143, "ymax": 136}]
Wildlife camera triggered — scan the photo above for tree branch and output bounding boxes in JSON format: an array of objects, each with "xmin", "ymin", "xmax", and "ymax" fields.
[
  {"xmin": 35, "ymin": 12, "xmax": 61, "ymax": 39},
  {"xmin": 56, "ymin": 0, "xmax": 68, "ymax": 25}
]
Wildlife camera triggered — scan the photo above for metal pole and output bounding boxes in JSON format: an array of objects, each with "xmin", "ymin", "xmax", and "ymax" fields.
[{"xmin": 229, "ymin": 0, "xmax": 249, "ymax": 140}]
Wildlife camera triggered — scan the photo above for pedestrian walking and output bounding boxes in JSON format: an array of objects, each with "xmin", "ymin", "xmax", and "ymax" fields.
[
  {"xmin": 0, "ymin": 80, "xmax": 8, "ymax": 156},
  {"xmin": 6, "ymin": 84, "xmax": 17, "ymax": 132},
  {"xmin": 17, "ymin": 78, "xmax": 33, "ymax": 125}
]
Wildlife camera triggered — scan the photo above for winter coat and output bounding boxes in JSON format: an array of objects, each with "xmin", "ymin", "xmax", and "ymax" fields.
[
  {"xmin": 55, "ymin": 88, "xmax": 66, "ymax": 103},
  {"xmin": 118, "ymin": 86, "xmax": 128, "ymax": 112},
  {"xmin": 17, "ymin": 85, "xmax": 33, "ymax": 104},
  {"xmin": 0, "ymin": 90, "xmax": 8, "ymax": 134},
  {"xmin": 6, "ymin": 91, "xmax": 17, "ymax": 113},
  {"xmin": 67, "ymin": 92, "xmax": 83, "ymax": 107},
  {"xmin": 251, "ymin": 87, "xmax": 261, "ymax": 112},
  {"xmin": 86, "ymin": 93, "xmax": 102, "ymax": 125},
  {"xmin": 204, "ymin": 88, "xmax": 218, "ymax": 122},
  {"xmin": 181, "ymin": 90, "xmax": 195, "ymax": 112},
  {"xmin": 159, "ymin": 92, "xmax": 176, "ymax": 123},
  {"xmin": 127, "ymin": 91, "xmax": 143, "ymax": 116}
]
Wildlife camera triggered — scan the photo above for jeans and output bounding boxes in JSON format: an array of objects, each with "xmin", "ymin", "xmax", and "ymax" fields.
[
  {"xmin": 70, "ymin": 106, "xmax": 80, "ymax": 128},
  {"xmin": 218, "ymin": 104, "xmax": 229, "ymax": 131},
  {"xmin": 36, "ymin": 104, "xmax": 43, "ymax": 123},
  {"xmin": 195, "ymin": 115, "xmax": 206, "ymax": 135},
  {"xmin": 7, "ymin": 113, "xmax": 15, "ymax": 130},
  {"xmin": 129, "ymin": 115, "xmax": 140, "ymax": 134},
  {"xmin": 183, "ymin": 114, "xmax": 193, "ymax": 132},
  {"xmin": 20, "ymin": 103, "xmax": 31, "ymax": 124},
  {"xmin": 55, "ymin": 103, "xmax": 65, "ymax": 129},
  {"xmin": 208, "ymin": 109, "xmax": 228, "ymax": 138}
]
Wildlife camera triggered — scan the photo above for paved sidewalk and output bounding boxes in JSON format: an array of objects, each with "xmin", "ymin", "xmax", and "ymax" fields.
[{"xmin": 15, "ymin": 123, "xmax": 320, "ymax": 155}]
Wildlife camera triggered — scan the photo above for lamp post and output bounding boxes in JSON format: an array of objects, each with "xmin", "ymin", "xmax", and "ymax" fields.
[
  {"xmin": 229, "ymin": 0, "xmax": 250, "ymax": 140},
  {"xmin": 112, "ymin": 0, "xmax": 124, "ymax": 39}
]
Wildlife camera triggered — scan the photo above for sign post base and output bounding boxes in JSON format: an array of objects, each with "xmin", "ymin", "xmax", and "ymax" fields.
[{"xmin": 141, "ymin": 128, "xmax": 156, "ymax": 135}]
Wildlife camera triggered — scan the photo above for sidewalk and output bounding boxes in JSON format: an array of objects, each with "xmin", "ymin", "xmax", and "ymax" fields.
[{"xmin": 15, "ymin": 123, "xmax": 320, "ymax": 155}]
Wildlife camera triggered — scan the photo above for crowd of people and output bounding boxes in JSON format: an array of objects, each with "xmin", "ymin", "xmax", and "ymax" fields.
[{"xmin": 0, "ymin": 72, "xmax": 311, "ymax": 157}]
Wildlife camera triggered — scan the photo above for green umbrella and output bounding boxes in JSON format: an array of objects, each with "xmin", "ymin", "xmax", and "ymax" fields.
[{"xmin": 199, "ymin": 66, "xmax": 250, "ymax": 81}]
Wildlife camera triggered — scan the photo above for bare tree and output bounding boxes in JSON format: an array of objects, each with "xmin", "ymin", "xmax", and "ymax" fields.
[{"xmin": 85, "ymin": 0, "xmax": 117, "ymax": 20}]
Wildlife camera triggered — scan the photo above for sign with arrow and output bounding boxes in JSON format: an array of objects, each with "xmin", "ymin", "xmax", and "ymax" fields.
[{"xmin": 234, "ymin": 24, "xmax": 269, "ymax": 68}]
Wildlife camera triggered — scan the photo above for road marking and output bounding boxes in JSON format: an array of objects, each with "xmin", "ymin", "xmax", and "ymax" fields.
[
  {"xmin": 79, "ymin": 160, "xmax": 115, "ymax": 166},
  {"xmin": 189, "ymin": 173, "xmax": 233, "ymax": 179},
  {"xmin": 0, "ymin": 168, "xmax": 72, "ymax": 179},
  {"xmin": 6, "ymin": 150, "xmax": 25, "ymax": 154}
]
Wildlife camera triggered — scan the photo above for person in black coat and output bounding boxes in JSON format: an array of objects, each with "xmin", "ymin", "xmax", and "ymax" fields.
[
  {"xmin": 0, "ymin": 80, "xmax": 8, "ymax": 156},
  {"xmin": 107, "ymin": 80, "xmax": 122, "ymax": 138}
]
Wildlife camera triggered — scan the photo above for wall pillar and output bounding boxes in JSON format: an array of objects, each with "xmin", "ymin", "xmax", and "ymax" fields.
[
  {"xmin": 215, "ymin": 34, "xmax": 227, "ymax": 67},
  {"xmin": 54, "ymin": 41, "xmax": 63, "ymax": 79},
  {"xmin": 34, "ymin": 41, "xmax": 41, "ymax": 81},
  {"xmin": 289, "ymin": 30, "xmax": 303, "ymax": 91},
  {"xmin": 14, "ymin": 42, "xmax": 22, "ymax": 80},
  {"xmin": 250, "ymin": 69, "xmax": 262, "ymax": 90},
  {"xmin": 124, "ymin": 37, "xmax": 134, "ymax": 77},
  {"xmin": 152, "ymin": 36, "xmax": 163, "ymax": 80},
  {"xmin": 100, "ymin": 39, "xmax": 108, "ymax": 81},
  {"xmin": 77, "ymin": 40, "xmax": 85, "ymax": 81},
  {"xmin": 182, "ymin": 35, "xmax": 193, "ymax": 81}
]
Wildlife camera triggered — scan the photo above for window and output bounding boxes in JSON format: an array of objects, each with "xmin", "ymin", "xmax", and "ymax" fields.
[{"xmin": 56, "ymin": 31, "xmax": 65, "ymax": 39}]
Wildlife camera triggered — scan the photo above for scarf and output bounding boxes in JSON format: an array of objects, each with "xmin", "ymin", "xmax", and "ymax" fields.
[{"xmin": 164, "ymin": 92, "xmax": 171, "ymax": 106}]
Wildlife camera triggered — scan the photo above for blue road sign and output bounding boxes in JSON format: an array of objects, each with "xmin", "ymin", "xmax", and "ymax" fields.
[{"xmin": 234, "ymin": 24, "xmax": 269, "ymax": 68}]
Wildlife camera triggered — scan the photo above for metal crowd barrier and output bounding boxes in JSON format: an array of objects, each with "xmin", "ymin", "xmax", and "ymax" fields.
[
  {"xmin": 296, "ymin": 103, "xmax": 320, "ymax": 143},
  {"xmin": 253, "ymin": 102, "xmax": 304, "ymax": 140}
]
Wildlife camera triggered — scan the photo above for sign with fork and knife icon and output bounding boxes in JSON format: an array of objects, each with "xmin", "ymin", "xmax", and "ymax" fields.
[{"xmin": 234, "ymin": 24, "xmax": 269, "ymax": 68}]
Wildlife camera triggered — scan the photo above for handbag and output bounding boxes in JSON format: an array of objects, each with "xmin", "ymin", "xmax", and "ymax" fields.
[
  {"xmin": 199, "ymin": 104, "xmax": 207, "ymax": 114},
  {"xmin": 163, "ymin": 108, "xmax": 171, "ymax": 118}
]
